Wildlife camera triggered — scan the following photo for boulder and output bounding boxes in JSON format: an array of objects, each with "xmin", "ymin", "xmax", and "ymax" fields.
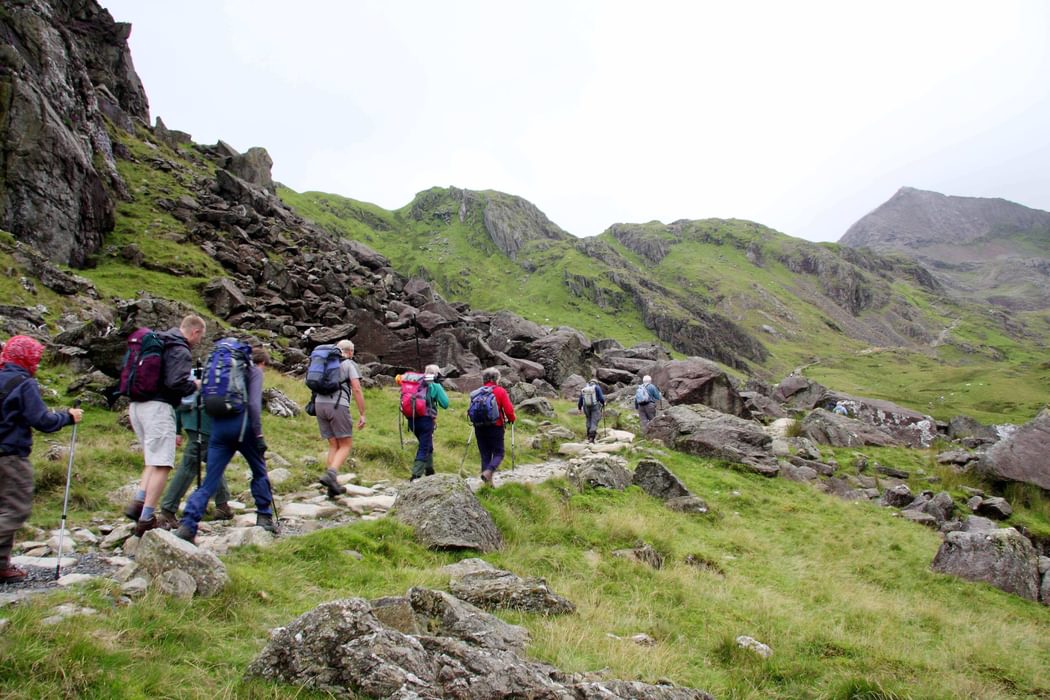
[
  {"xmin": 612, "ymin": 543, "xmax": 664, "ymax": 569},
  {"xmin": 632, "ymin": 459, "xmax": 692, "ymax": 501},
  {"xmin": 263, "ymin": 388, "xmax": 301, "ymax": 417},
  {"xmin": 801, "ymin": 409, "xmax": 899, "ymax": 447},
  {"xmin": 650, "ymin": 358, "xmax": 750, "ymax": 417},
  {"xmin": 393, "ymin": 475, "xmax": 502, "ymax": 552},
  {"xmin": 976, "ymin": 409, "xmax": 1050, "ymax": 491},
  {"xmin": 948, "ymin": 414, "xmax": 999, "ymax": 442},
  {"xmin": 882, "ymin": 484, "xmax": 914, "ymax": 508},
  {"xmin": 448, "ymin": 568, "xmax": 576, "ymax": 615},
  {"xmin": 566, "ymin": 454, "xmax": 632, "ymax": 490},
  {"xmin": 246, "ymin": 594, "xmax": 713, "ymax": 699},
  {"xmin": 974, "ymin": 496, "xmax": 1013, "ymax": 520},
  {"xmin": 527, "ymin": 328, "xmax": 594, "ymax": 385},
  {"xmin": 135, "ymin": 529, "xmax": 229, "ymax": 597},
  {"xmin": 665, "ymin": 496, "xmax": 710, "ymax": 514},
  {"xmin": 153, "ymin": 569, "xmax": 197, "ymax": 599},
  {"xmin": 227, "ymin": 147, "xmax": 275, "ymax": 193},
  {"xmin": 771, "ymin": 374, "xmax": 827, "ymax": 407},
  {"xmin": 647, "ymin": 405, "xmax": 778, "ymax": 475},
  {"xmin": 202, "ymin": 277, "xmax": 250, "ymax": 317},
  {"xmin": 516, "ymin": 397, "xmax": 554, "ymax": 417},
  {"xmin": 931, "ymin": 528, "xmax": 1041, "ymax": 601},
  {"xmin": 824, "ymin": 394, "xmax": 938, "ymax": 448}
]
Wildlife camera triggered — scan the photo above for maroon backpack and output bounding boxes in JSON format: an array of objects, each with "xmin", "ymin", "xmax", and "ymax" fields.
[{"xmin": 118, "ymin": 328, "xmax": 166, "ymax": 401}]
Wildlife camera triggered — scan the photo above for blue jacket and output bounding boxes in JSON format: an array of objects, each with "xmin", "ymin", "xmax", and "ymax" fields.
[{"xmin": 0, "ymin": 364, "xmax": 75, "ymax": 457}]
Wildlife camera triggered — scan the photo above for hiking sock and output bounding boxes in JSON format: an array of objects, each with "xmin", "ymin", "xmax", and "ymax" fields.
[
  {"xmin": 135, "ymin": 489, "xmax": 146, "ymax": 501},
  {"xmin": 140, "ymin": 506, "xmax": 155, "ymax": 521}
]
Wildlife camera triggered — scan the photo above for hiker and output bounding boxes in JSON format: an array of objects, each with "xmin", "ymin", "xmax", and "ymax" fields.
[
  {"xmin": 400, "ymin": 364, "xmax": 450, "ymax": 480},
  {"xmin": 634, "ymin": 374, "xmax": 662, "ymax": 430},
  {"xmin": 469, "ymin": 367, "xmax": 516, "ymax": 486},
  {"xmin": 833, "ymin": 401, "xmax": 849, "ymax": 416},
  {"xmin": 123, "ymin": 315, "xmax": 206, "ymax": 537},
  {"xmin": 577, "ymin": 378, "xmax": 606, "ymax": 443},
  {"xmin": 313, "ymin": 339, "xmax": 366, "ymax": 498},
  {"xmin": 176, "ymin": 346, "xmax": 274, "ymax": 543},
  {"xmin": 0, "ymin": 336, "xmax": 83, "ymax": 583},
  {"xmin": 155, "ymin": 376, "xmax": 232, "ymax": 530}
]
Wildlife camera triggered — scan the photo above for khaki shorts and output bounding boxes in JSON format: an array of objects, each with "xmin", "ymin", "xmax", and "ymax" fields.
[
  {"xmin": 129, "ymin": 400, "xmax": 177, "ymax": 467},
  {"xmin": 316, "ymin": 402, "xmax": 354, "ymax": 440}
]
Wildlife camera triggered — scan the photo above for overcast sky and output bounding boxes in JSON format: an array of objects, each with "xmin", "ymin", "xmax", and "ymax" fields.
[{"xmin": 101, "ymin": 0, "xmax": 1050, "ymax": 242}]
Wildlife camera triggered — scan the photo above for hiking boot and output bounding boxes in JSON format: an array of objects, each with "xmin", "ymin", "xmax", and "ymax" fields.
[
  {"xmin": 123, "ymin": 499, "xmax": 144, "ymax": 522},
  {"xmin": 318, "ymin": 471, "xmax": 346, "ymax": 499},
  {"xmin": 256, "ymin": 512, "xmax": 278, "ymax": 534},
  {"xmin": 211, "ymin": 503, "xmax": 234, "ymax": 521},
  {"xmin": 410, "ymin": 459, "xmax": 427, "ymax": 481},
  {"xmin": 480, "ymin": 470, "xmax": 494, "ymax": 486},
  {"xmin": 174, "ymin": 524, "xmax": 195, "ymax": 544},
  {"xmin": 134, "ymin": 516, "xmax": 157, "ymax": 537},
  {"xmin": 0, "ymin": 564, "xmax": 27, "ymax": 584},
  {"xmin": 155, "ymin": 510, "xmax": 178, "ymax": 530}
]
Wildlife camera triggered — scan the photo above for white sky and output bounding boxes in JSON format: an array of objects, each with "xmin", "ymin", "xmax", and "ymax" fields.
[{"xmin": 101, "ymin": 0, "xmax": 1050, "ymax": 242}]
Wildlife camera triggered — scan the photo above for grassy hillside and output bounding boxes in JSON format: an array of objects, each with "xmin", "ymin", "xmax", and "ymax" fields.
[
  {"xmin": 2, "ymin": 367, "xmax": 1049, "ymax": 699},
  {"xmin": 282, "ymin": 188, "xmax": 1050, "ymax": 424}
]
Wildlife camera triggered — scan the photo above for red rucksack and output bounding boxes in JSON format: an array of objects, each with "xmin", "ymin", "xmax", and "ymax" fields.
[
  {"xmin": 118, "ymin": 328, "xmax": 166, "ymax": 401},
  {"xmin": 398, "ymin": 372, "xmax": 432, "ymax": 419}
]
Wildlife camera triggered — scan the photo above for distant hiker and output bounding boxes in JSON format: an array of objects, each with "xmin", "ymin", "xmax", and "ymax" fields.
[
  {"xmin": 833, "ymin": 401, "xmax": 849, "ymax": 416},
  {"xmin": 123, "ymin": 315, "xmax": 206, "ymax": 537},
  {"xmin": 155, "ymin": 377, "xmax": 232, "ymax": 530},
  {"xmin": 0, "ymin": 336, "xmax": 83, "ymax": 583},
  {"xmin": 399, "ymin": 364, "xmax": 450, "ymax": 480},
  {"xmin": 577, "ymin": 378, "xmax": 606, "ymax": 443},
  {"xmin": 310, "ymin": 339, "xmax": 366, "ymax": 498},
  {"xmin": 467, "ymin": 367, "xmax": 516, "ymax": 486},
  {"xmin": 634, "ymin": 374, "xmax": 662, "ymax": 430},
  {"xmin": 177, "ymin": 346, "xmax": 274, "ymax": 543}
]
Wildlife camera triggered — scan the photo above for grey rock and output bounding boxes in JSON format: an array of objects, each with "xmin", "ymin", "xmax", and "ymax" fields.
[
  {"xmin": 566, "ymin": 455, "xmax": 632, "ymax": 490},
  {"xmin": 665, "ymin": 496, "xmax": 710, "ymax": 514},
  {"xmin": 976, "ymin": 408, "xmax": 1050, "ymax": 490},
  {"xmin": 516, "ymin": 397, "xmax": 554, "ymax": 417},
  {"xmin": 651, "ymin": 358, "xmax": 751, "ymax": 417},
  {"xmin": 632, "ymin": 459, "xmax": 691, "ymax": 501},
  {"xmin": 647, "ymin": 404, "xmax": 777, "ymax": 474},
  {"xmin": 393, "ymin": 475, "xmax": 502, "ymax": 552},
  {"xmin": 900, "ymin": 510, "xmax": 939, "ymax": 528},
  {"xmin": 153, "ymin": 569, "xmax": 197, "ymax": 599},
  {"xmin": 801, "ymin": 409, "xmax": 900, "ymax": 448},
  {"xmin": 975, "ymin": 496, "xmax": 1013, "ymax": 520},
  {"xmin": 932, "ymin": 528, "xmax": 1040, "ymax": 600},
  {"xmin": 449, "ymin": 568, "xmax": 576, "ymax": 615},
  {"xmin": 612, "ymin": 543, "xmax": 664, "ymax": 569},
  {"xmin": 135, "ymin": 529, "xmax": 229, "ymax": 597},
  {"xmin": 882, "ymin": 484, "xmax": 914, "ymax": 508},
  {"xmin": 963, "ymin": 516, "xmax": 997, "ymax": 533}
]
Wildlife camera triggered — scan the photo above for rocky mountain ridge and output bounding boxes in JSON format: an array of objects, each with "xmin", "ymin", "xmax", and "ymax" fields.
[{"xmin": 840, "ymin": 187, "xmax": 1050, "ymax": 310}]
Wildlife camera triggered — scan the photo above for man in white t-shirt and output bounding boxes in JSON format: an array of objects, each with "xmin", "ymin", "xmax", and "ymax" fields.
[{"xmin": 314, "ymin": 339, "xmax": 366, "ymax": 498}]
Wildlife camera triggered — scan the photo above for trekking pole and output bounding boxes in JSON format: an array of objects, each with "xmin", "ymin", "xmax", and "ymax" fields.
[
  {"xmin": 510, "ymin": 422, "xmax": 516, "ymax": 470},
  {"xmin": 266, "ymin": 477, "xmax": 280, "ymax": 534},
  {"xmin": 398, "ymin": 413, "xmax": 404, "ymax": 449},
  {"xmin": 458, "ymin": 428, "xmax": 474, "ymax": 478},
  {"xmin": 602, "ymin": 405, "xmax": 608, "ymax": 439},
  {"xmin": 54, "ymin": 400, "xmax": 81, "ymax": 580}
]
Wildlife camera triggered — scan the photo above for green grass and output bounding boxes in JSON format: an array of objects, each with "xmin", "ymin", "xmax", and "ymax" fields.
[{"xmin": 2, "ymin": 367, "xmax": 1048, "ymax": 699}]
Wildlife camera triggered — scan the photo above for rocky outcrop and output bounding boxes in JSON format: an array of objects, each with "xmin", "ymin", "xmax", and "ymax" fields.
[
  {"xmin": 840, "ymin": 187, "xmax": 1050, "ymax": 310},
  {"xmin": 0, "ymin": 0, "xmax": 147, "ymax": 266},
  {"xmin": 931, "ymin": 528, "xmax": 1041, "ymax": 601},
  {"xmin": 247, "ymin": 594, "xmax": 714, "ymax": 699},
  {"xmin": 651, "ymin": 358, "xmax": 751, "ymax": 417},
  {"xmin": 801, "ymin": 409, "xmax": 900, "ymax": 448},
  {"xmin": 134, "ymin": 529, "xmax": 228, "ymax": 597},
  {"xmin": 976, "ymin": 409, "xmax": 1050, "ymax": 491},
  {"xmin": 448, "ymin": 567, "xmax": 576, "ymax": 616},
  {"xmin": 566, "ymin": 454, "xmax": 632, "ymax": 491},
  {"xmin": 392, "ymin": 475, "xmax": 502, "ymax": 552},
  {"xmin": 647, "ymin": 405, "xmax": 777, "ymax": 476}
]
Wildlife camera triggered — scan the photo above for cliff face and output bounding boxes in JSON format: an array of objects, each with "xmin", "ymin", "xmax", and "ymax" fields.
[
  {"xmin": 840, "ymin": 187, "xmax": 1050, "ymax": 309},
  {"xmin": 0, "ymin": 0, "xmax": 148, "ymax": 267}
]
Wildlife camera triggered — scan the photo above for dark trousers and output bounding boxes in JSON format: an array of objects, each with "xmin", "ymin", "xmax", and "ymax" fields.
[
  {"xmin": 160, "ymin": 430, "xmax": 229, "ymax": 514},
  {"xmin": 180, "ymin": 416, "xmax": 271, "ymax": 535},
  {"xmin": 0, "ymin": 454, "xmax": 33, "ymax": 564},
  {"xmin": 474, "ymin": 424, "xmax": 505, "ymax": 473},
  {"xmin": 410, "ymin": 416, "xmax": 436, "ymax": 478}
]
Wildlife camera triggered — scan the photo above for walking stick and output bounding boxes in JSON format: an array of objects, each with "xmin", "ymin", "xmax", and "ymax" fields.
[
  {"xmin": 510, "ymin": 421, "xmax": 516, "ymax": 470},
  {"xmin": 458, "ymin": 428, "xmax": 474, "ymax": 478},
  {"xmin": 194, "ymin": 363, "xmax": 203, "ymax": 489},
  {"xmin": 398, "ymin": 412, "xmax": 404, "ymax": 449},
  {"xmin": 602, "ymin": 405, "xmax": 608, "ymax": 439},
  {"xmin": 55, "ymin": 400, "xmax": 81, "ymax": 580}
]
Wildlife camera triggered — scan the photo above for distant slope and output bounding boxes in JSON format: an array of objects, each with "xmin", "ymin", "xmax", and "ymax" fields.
[
  {"xmin": 281, "ymin": 186, "xmax": 1049, "ymax": 403},
  {"xmin": 840, "ymin": 187, "xmax": 1050, "ymax": 310}
]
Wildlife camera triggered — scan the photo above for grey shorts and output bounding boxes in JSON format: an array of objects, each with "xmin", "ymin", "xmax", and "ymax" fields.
[
  {"xmin": 316, "ymin": 402, "xmax": 354, "ymax": 440},
  {"xmin": 129, "ymin": 400, "xmax": 177, "ymax": 467}
]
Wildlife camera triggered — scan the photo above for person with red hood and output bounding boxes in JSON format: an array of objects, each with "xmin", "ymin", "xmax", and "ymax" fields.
[{"xmin": 0, "ymin": 336, "xmax": 83, "ymax": 583}]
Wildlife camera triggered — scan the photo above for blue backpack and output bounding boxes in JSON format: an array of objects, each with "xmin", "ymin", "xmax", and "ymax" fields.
[
  {"xmin": 467, "ymin": 386, "xmax": 501, "ymax": 426},
  {"xmin": 305, "ymin": 345, "xmax": 343, "ymax": 396},
  {"xmin": 201, "ymin": 338, "xmax": 253, "ymax": 418}
]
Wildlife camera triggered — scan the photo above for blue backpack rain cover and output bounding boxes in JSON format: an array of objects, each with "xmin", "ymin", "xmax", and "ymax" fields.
[
  {"xmin": 305, "ymin": 344, "xmax": 343, "ymax": 396},
  {"xmin": 201, "ymin": 338, "xmax": 253, "ymax": 418},
  {"xmin": 467, "ymin": 386, "xmax": 501, "ymax": 426}
]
